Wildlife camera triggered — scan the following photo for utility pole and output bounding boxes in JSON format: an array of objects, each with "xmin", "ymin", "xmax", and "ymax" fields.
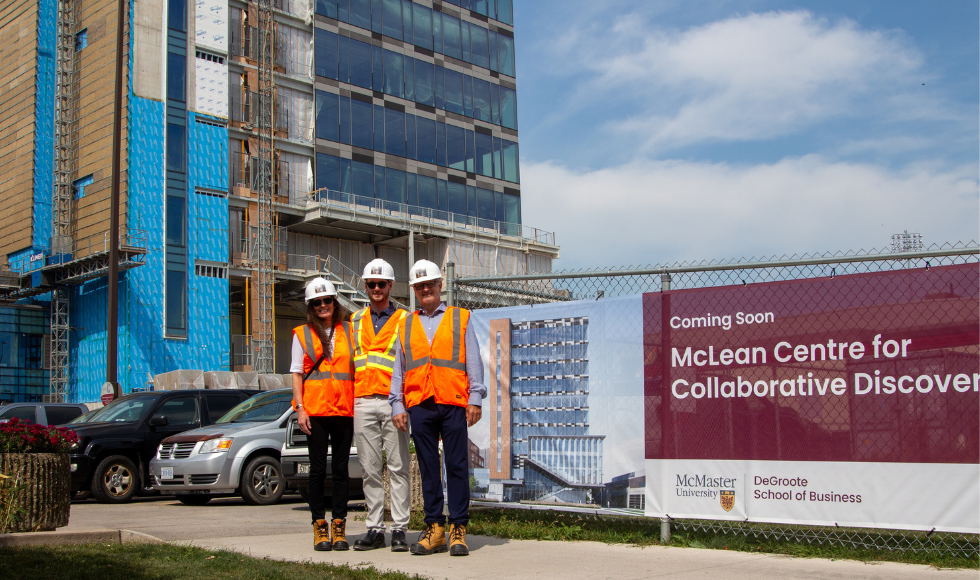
[{"xmin": 107, "ymin": 0, "xmax": 126, "ymax": 396}]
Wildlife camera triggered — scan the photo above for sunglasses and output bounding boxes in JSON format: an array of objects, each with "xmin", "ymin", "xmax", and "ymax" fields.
[
  {"xmin": 366, "ymin": 281, "xmax": 389, "ymax": 290},
  {"xmin": 309, "ymin": 297, "xmax": 335, "ymax": 307},
  {"xmin": 414, "ymin": 281, "xmax": 439, "ymax": 291}
]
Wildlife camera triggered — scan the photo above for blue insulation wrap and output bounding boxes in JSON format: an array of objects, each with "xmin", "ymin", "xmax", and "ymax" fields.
[
  {"xmin": 186, "ymin": 112, "xmax": 230, "ymax": 371},
  {"xmin": 32, "ymin": 0, "xmax": 56, "ymax": 251},
  {"xmin": 120, "ymin": 95, "xmax": 167, "ymax": 397},
  {"xmin": 71, "ymin": 277, "xmax": 108, "ymax": 403}
]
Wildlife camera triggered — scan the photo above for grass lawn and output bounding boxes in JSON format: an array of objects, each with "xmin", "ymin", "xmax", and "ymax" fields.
[
  {"xmin": 0, "ymin": 542, "xmax": 424, "ymax": 580},
  {"xmin": 409, "ymin": 508, "xmax": 978, "ymax": 570}
]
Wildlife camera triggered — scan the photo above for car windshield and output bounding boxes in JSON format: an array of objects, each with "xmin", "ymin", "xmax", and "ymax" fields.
[
  {"xmin": 68, "ymin": 408, "xmax": 99, "ymax": 424},
  {"xmin": 86, "ymin": 395, "xmax": 160, "ymax": 423},
  {"xmin": 216, "ymin": 390, "xmax": 293, "ymax": 423}
]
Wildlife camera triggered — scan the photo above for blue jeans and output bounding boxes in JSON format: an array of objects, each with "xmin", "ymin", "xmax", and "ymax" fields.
[{"xmin": 408, "ymin": 397, "xmax": 470, "ymax": 525}]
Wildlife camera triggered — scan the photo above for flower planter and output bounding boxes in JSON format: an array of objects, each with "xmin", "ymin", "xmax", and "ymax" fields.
[{"xmin": 0, "ymin": 453, "xmax": 71, "ymax": 532}]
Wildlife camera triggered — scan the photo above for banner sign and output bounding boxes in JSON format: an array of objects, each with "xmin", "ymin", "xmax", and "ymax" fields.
[
  {"xmin": 466, "ymin": 263, "xmax": 979, "ymax": 533},
  {"xmin": 643, "ymin": 263, "xmax": 979, "ymax": 532}
]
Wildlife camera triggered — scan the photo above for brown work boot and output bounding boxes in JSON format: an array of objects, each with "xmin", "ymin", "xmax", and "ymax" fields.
[
  {"xmin": 410, "ymin": 522, "xmax": 447, "ymax": 555},
  {"xmin": 448, "ymin": 523, "xmax": 469, "ymax": 556},
  {"xmin": 331, "ymin": 518, "xmax": 350, "ymax": 551},
  {"xmin": 313, "ymin": 519, "xmax": 331, "ymax": 551}
]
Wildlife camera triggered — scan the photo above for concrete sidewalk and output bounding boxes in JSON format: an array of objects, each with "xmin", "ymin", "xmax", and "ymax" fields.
[
  {"xmin": 184, "ymin": 524, "xmax": 972, "ymax": 580},
  {"xmin": 66, "ymin": 497, "xmax": 973, "ymax": 580}
]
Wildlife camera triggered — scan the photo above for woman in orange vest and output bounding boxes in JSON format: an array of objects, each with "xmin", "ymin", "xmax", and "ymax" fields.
[{"xmin": 290, "ymin": 277, "xmax": 355, "ymax": 552}]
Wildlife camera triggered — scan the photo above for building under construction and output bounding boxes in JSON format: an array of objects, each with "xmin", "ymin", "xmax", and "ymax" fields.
[{"xmin": 0, "ymin": 0, "xmax": 557, "ymax": 403}]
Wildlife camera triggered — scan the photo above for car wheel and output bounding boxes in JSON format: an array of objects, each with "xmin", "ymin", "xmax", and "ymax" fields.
[
  {"xmin": 298, "ymin": 486, "xmax": 309, "ymax": 502},
  {"xmin": 91, "ymin": 455, "xmax": 139, "ymax": 504},
  {"xmin": 176, "ymin": 494, "xmax": 212, "ymax": 506},
  {"xmin": 240, "ymin": 456, "xmax": 284, "ymax": 505}
]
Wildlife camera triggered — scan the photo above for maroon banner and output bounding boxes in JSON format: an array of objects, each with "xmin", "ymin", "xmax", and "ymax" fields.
[{"xmin": 644, "ymin": 263, "xmax": 979, "ymax": 464}]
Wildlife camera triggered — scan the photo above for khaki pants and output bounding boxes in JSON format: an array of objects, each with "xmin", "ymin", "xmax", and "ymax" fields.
[{"xmin": 354, "ymin": 395, "xmax": 411, "ymax": 531}]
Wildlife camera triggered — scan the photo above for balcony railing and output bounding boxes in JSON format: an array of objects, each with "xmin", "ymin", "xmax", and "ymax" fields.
[
  {"xmin": 229, "ymin": 154, "xmax": 258, "ymax": 191},
  {"xmin": 229, "ymin": 22, "xmax": 258, "ymax": 60},
  {"xmin": 229, "ymin": 90, "xmax": 257, "ymax": 126},
  {"xmin": 229, "ymin": 154, "xmax": 297, "ymax": 202},
  {"xmin": 307, "ymin": 188, "xmax": 556, "ymax": 246}
]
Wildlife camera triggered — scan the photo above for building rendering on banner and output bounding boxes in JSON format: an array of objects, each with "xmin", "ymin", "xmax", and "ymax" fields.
[
  {"xmin": 487, "ymin": 316, "xmax": 604, "ymax": 504},
  {"xmin": 0, "ymin": 0, "xmax": 558, "ymax": 403}
]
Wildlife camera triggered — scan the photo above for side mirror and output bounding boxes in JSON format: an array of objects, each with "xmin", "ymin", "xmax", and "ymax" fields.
[{"xmin": 149, "ymin": 415, "xmax": 169, "ymax": 427}]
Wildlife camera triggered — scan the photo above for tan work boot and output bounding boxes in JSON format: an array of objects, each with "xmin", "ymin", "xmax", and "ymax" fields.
[
  {"xmin": 313, "ymin": 519, "xmax": 331, "ymax": 551},
  {"xmin": 410, "ymin": 522, "xmax": 447, "ymax": 555},
  {"xmin": 331, "ymin": 518, "xmax": 350, "ymax": 551},
  {"xmin": 448, "ymin": 523, "xmax": 469, "ymax": 556}
]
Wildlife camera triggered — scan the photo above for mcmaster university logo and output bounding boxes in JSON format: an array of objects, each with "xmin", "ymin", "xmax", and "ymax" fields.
[
  {"xmin": 720, "ymin": 490, "xmax": 735, "ymax": 512},
  {"xmin": 675, "ymin": 473, "xmax": 738, "ymax": 512}
]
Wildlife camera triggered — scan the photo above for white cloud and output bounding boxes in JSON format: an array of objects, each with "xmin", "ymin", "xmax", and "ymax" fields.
[
  {"xmin": 522, "ymin": 157, "xmax": 978, "ymax": 269},
  {"xmin": 563, "ymin": 11, "xmax": 930, "ymax": 151}
]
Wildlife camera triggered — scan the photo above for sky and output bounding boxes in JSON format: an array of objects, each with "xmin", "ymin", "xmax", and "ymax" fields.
[{"xmin": 512, "ymin": 0, "xmax": 979, "ymax": 269}]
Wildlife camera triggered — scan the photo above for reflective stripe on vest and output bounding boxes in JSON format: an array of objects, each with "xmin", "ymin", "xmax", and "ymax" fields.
[
  {"xmin": 351, "ymin": 308, "xmax": 403, "ymax": 372},
  {"xmin": 400, "ymin": 307, "xmax": 470, "ymax": 408},
  {"xmin": 403, "ymin": 308, "xmax": 467, "ymax": 372},
  {"xmin": 301, "ymin": 323, "xmax": 353, "ymax": 381},
  {"xmin": 351, "ymin": 307, "xmax": 405, "ymax": 397},
  {"xmin": 294, "ymin": 321, "xmax": 355, "ymax": 417}
]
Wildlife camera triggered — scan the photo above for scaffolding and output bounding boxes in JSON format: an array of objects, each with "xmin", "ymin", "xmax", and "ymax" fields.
[
  {"xmin": 251, "ymin": 0, "xmax": 276, "ymax": 373},
  {"xmin": 48, "ymin": 0, "xmax": 77, "ymax": 402}
]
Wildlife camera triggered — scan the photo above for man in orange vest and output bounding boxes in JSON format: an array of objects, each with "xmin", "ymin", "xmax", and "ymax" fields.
[
  {"xmin": 390, "ymin": 260, "xmax": 486, "ymax": 557},
  {"xmin": 349, "ymin": 259, "xmax": 411, "ymax": 552}
]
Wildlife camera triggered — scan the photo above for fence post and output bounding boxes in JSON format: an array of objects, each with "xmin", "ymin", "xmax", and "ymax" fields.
[
  {"xmin": 408, "ymin": 230, "xmax": 416, "ymax": 312},
  {"xmin": 446, "ymin": 261, "xmax": 455, "ymax": 306},
  {"xmin": 661, "ymin": 272, "xmax": 672, "ymax": 292},
  {"xmin": 660, "ymin": 517, "xmax": 670, "ymax": 544}
]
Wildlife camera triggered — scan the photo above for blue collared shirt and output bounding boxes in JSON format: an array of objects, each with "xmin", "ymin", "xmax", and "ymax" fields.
[
  {"xmin": 369, "ymin": 302, "xmax": 398, "ymax": 334},
  {"xmin": 388, "ymin": 302, "xmax": 486, "ymax": 416}
]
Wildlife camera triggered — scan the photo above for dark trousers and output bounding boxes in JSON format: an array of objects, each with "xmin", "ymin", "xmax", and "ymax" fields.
[
  {"xmin": 408, "ymin": 397, "xmax": 470, "ymax": 525},
  {"xmin": 308, "ymin": 415, "xmax": 354, "ymax": 523}
]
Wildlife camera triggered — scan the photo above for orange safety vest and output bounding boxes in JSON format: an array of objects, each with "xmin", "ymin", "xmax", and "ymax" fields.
[
  {"xmin": 351, "ymin": 307, "xmax": 406, "ymax": 398},
  {"xmin": 398, "ymin": 306, "xmax": 470, "ymax": 409},
  {"xmin": 293, "ymin": 322, "xmax": 355, "ymax": 417}
]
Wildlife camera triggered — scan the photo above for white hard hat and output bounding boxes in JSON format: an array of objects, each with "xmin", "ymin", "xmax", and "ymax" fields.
[
  {"xmin": 305, "ymin": 277, "xmax": 337, "ymax": 303},
  {"xmin": 408, "ymin": 260, "xmax": 442, "ymax": 286},
  {"xmin": 362, "ymin": 258, "xmax": 395, "ymax": 281}
]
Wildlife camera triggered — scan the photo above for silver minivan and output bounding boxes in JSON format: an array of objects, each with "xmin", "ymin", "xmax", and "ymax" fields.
[{"xmin": 149, "ymin": 389, "xmax": 295, "ymax": 505}]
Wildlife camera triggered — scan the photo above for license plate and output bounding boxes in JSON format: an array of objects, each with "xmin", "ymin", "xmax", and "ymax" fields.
[
  {"xmin": 161, "ymin": 467, "xmax": 174, "ymax": 480},
  {"xmin": 297, "ymin": 463, "xmax": 310, "ymax": 475}
]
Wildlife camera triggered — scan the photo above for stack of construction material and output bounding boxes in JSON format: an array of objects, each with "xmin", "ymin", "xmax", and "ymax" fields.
[
  {"xmin": 153, "ymin": 370, "xmax": 205, "ymax": 390},
  {"xmin": 203, "ymin": 371, "xmax": 237, "ymax": 389},
  {"xmin": 152, "ymin": 370, "xmax": 287, "ymax": 391}
]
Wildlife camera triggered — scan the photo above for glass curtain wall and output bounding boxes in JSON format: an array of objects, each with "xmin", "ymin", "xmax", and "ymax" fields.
[{"xmin": 315, "ymin": 30, "xmax": 517, "ymax": 130}]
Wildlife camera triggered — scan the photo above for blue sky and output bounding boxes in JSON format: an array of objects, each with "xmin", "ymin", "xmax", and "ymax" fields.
[{"xmin": 512, "ymin": 1, "xmax": 979, "ymax": 268}]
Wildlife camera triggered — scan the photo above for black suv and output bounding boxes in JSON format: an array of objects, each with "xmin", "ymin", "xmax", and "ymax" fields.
[{"xmin": 69, "ymin": 389, "xmax": 260, "ymax": 503}]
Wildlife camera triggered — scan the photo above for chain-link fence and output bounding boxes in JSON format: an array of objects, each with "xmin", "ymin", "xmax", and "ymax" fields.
[
  {"xmin": 450, "ymin": 241, "xmax": 979, "ymax": 308},
  {"xmin": 450, "ymin": 241, "xmax": 980, "ymax": 559}
]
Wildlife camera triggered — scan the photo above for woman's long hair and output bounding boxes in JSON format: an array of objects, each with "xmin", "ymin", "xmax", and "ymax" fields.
[{"xmin": 306, "ymin": 298, "xmax": 348, "ymax": 360}]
